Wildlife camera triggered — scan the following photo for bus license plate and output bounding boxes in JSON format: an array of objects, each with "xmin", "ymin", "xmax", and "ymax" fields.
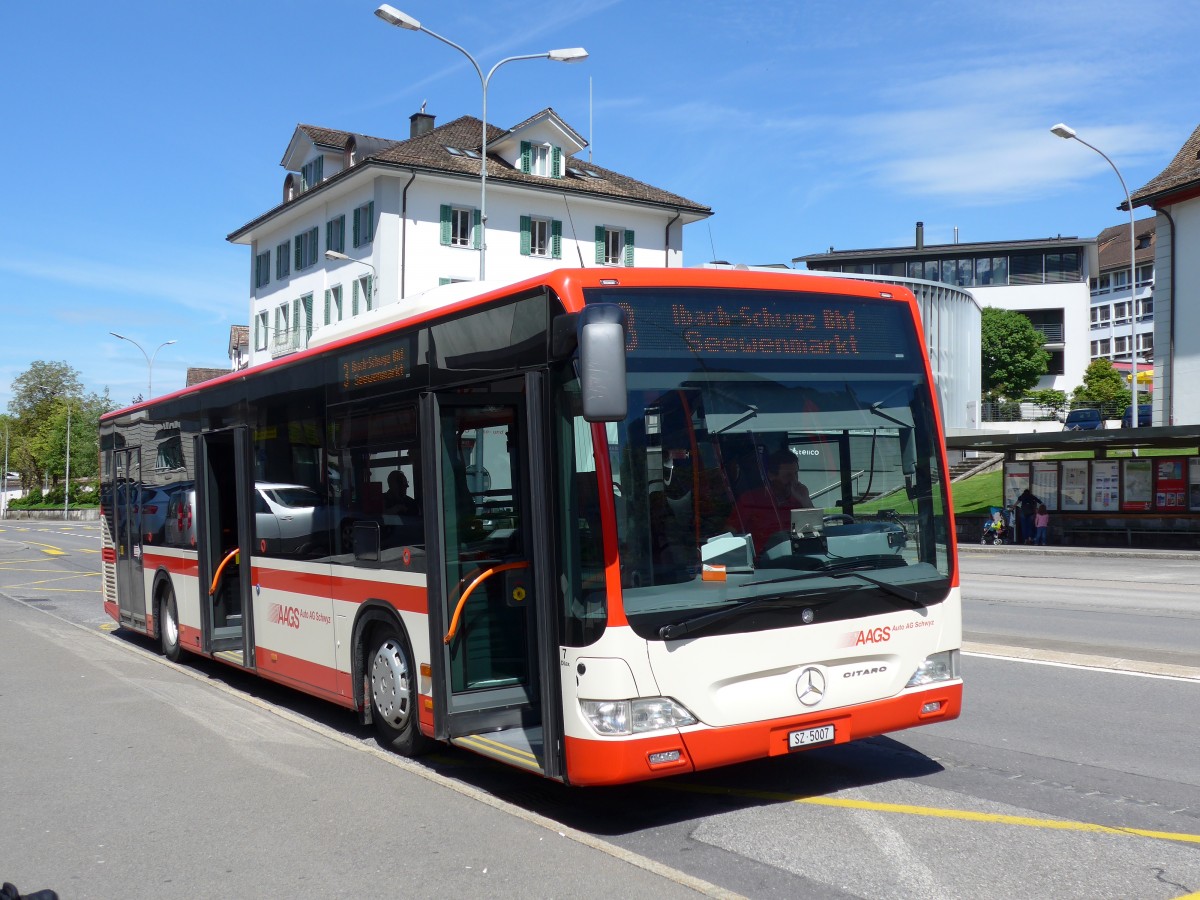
[{"xmin": 788, "ymin": 724, "xmax": 835, "ymax": 750}]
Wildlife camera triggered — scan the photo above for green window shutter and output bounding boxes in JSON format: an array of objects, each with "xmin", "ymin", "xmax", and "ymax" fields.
[
  {"xmin": 472, "ymin": 208, "xmax": 482, "ymax": 250},
  {"xmin": 551, "ymin": 220, "xmax": 562, "ymax": 259},
  {"xmin": 309, "ymin": 227, "xmax": 318, "ymax": 263},
  {"xmin": 439, "ymin": 277, "xmax": 452, "ymax": 286},
  {"xmin": 324, "ymin": 289, "xmax": 331, "ymax": 326},
  {"xmin": 254, "ymin": 316, "xmax": 260, "ymax": 350},
  {"xmin": 520, "ymin": 141, "xmax": 531, "ymax": 174},
  {"xmin": 551, "ymin": 146, "xmax": 562, "ymax": 179},
  {"xmin": 294, "ymin": 237, "xmax": 302, "ymax": 271},
  {"xmin": 325, "ymin": 221, "xmax": 332, "ymax": 252},
  {"xmin": 352, "ymin": 208, "xmax": 361, "ymax": 247},
  {"xmin": 520, "ymin": 215, "xmax": 532, "ymax": 256},
  {"xmin": 338, "ymin": 215, "xmax": 346, "ymax": 251},
  {"xmin": 352, "ymin": 279, "xmax": 359, "ymax": 316},
  {"xmin": 292, "ymin": 299, "xmax": 301, "ymax": 341},
  {"xmin": 595, "ymin": 226, "xmax": 605, "ymax": 264},
  {"xmin": 440, "ymin": 205, "xmax": 451, "ymax": 246},
  {"xmin": 624, "ymin": 230, "xmax": 635, "ymax": 267},
  {"xmin": 303, "ymin": 295, "xmax": 313, "ymax": 339},
  {"xmin": 366, "ymin": 201, "xmax": 375, "ymax": 242},
  {"xmin": 365, "ymin": 275, "xmax": 373, "ymax": 311}
]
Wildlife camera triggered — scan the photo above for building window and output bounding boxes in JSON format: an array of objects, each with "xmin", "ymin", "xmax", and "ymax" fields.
[
  {"xmin": 1091, "ymin": 338, "xmax": 1111, "ymax": 358},
  {"xmin": 521, "ymin": 141, "xmax": 562, "ymax": 178},
  {"xmin": 255, "ymin": 311, "xmax": 269, "ymax": 351},
  {"xmin": 255, "ymin": 251, "xmax": 271, "ymax": 289},
  {"xmin": 292, "ymin": 294, "xmax": 313, "ymax": 349},
  {"xmin": 1111, "ymin": 270, "xmax": 1129, "ymax": 291},
  {"xmin": 353, "ymin": 201, "xmax": 375, "ymax": 247},
  {"xmin": 294, "ymin": 227, "xmax": 319, "ymax": 271},
  {"xmin": 1138, "ymin": 333, "xmax": 1154, "ymax": 353},
  {"xmin": 301, "ymin": 156, "xmax": 323, "ymax": 190},
  {"xmin": 1113, "ymin": 300, "xmax": 1131, "ymax": 324},
  {"xmin": 1138, "ymin": 297, "xmax": 1153, "ymax": 318},
  {"xmin": 325, "ymin": 285, "xmax": 343, "ymax": 325},
  {"xmin": 520, "ymin": 215, "xmax": 561, "ymax": 258},
  {"xmin": 596, "ymin": 226, "xmax": 633, "ymax": 266},
  {"xmin": 440, "ymin": 205, "xmax": 479, "ymax": 248},
  {"xmin": 273, "ymin": 304, "xmax": 291, "ymax": 353},
  {"xmin": 1091, "ymin": 305, "xmax": 1111, "ymax": 327},
  {"xmin": 326, "ymin": 215, "xmax": 346, "ymax": 254},
  {"xmin": 1045, "ymin": 350, "xmax": 1065, "ymax": 376},
  {"xmin": 276, "ymin": 240, "xmax": 291, "ymax": 279},
  {"xmin": 1136, "ymin": 263, "xmax": 1153, "ymax": 286},
  {"xmin": 1114, "ymin": 335, "xmax": 1130, "ymax": 355},
  {"xmin": 352, "ymin": 275, "xmax": 373, "ymax": 315}
]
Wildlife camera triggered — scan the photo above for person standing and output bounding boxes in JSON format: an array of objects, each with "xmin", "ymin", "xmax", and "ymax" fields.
[
  {"xmin": 1016, "ymin": 487, "xmax": 1041, "ymax": 545},
  {"xmin": 1034, "ymin": 503, "xmax": 1050, "ymax": 546}
]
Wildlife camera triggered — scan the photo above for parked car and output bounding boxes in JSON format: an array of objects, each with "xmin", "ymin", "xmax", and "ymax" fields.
[
  {"xmin": 255, "ymin": 483, "xmax": 329, "ymax": 557},
  {"xmin": 1121, "ymin": 403, "xmax": 1152, "ymax": 428},
  {"xmin": 1063, "ymin": 408, "xmax": 1104, "ymax": 431}
]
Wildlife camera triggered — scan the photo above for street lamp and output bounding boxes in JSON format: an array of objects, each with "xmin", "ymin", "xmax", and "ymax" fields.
[
  {"xmin": 110, "ymin": 332, "xmax": 176, "ymax": 399},
  {"xmin": 374, "ymin": 5, "xmax": 587, "ymax": 281},
  {"xmin": 1051, "ymin": 123, "xmax": 1140, "ymax": 428},
  {"xmin": 325, "ymin": 250, "xmax": 377, "ymax": 302}
]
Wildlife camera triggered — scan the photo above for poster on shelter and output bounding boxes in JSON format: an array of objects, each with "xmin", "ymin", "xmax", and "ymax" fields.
[
  {"xmin": 1154, "ymin": 458, "xmax": 1186, "ymax": 511},
  {"xmin": 1031, "ymin": 461, "xmax": 1058, "ymax": 511},
  {"xmin": 1060, "ymin": 460, "xmax": 1089, "ymax": 511},
  {"xmin": 1120, "ymin": 459, "xmax": 1153, "ymax": 511},
  {"xmin": 1091, "ymin": 460, "xmax": 1119, "ymax": 511},
  {"xmin": 1189, "ymin": 458, "xmax": 1200, "ymax": 512},
  {"xmin": 1003, "ymin": 462, "xmax": 1030, "ymax": 508}
]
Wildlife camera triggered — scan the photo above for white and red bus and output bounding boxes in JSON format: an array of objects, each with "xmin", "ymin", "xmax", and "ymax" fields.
[{"xmin": 100, "ymin": 267, "xmax": 962, "ymax": 786}]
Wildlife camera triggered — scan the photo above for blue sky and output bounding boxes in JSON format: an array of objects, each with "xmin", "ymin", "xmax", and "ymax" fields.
[{"xmin": 3, "ymin": 0, "xmax": 1197, "ymax": 411}]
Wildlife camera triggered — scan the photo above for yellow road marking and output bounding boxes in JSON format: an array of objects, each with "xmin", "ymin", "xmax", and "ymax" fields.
[
  {"xmin": 661, "ymin": 783, "xmax": 1200, "ymax": 846},
  {"xmin": 99, "ymin": 623, "xmax": 119, "ymax": 632},
  {"xmin": 25, "ymin": 541, "xmax": 66, "ymax": 557}
]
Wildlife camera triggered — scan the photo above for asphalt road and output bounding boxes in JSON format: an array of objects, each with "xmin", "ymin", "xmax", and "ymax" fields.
[{"xmin": 2, "ymin": 521, "xmax": 1198, "ymax": 899}]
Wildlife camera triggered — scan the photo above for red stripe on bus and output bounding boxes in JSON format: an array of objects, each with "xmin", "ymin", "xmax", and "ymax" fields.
[
  {"xmin": 564, "ymin": 683, "xmax": 963, "ymax": 786},
  {"xmin": 251, "ymin": 565, "xmax": 429, "ymax": 613},
  {"xmin": 142, "ymin": 551, "xmax": 200, "ymax": 578}
]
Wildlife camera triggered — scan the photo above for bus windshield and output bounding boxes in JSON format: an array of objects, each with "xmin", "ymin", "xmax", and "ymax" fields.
[{"xmin": 583, "ymin": 286, "xmax": 953, "ymax": 641}]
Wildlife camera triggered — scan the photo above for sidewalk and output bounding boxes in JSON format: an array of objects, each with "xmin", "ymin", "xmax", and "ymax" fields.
[
  {"xmin": 0, "ymin": 597, "xmax": 727, "ymax": 900},
  {"xmin": 958, "ymin": 542, "xmax": 1200, "ymax": 561}
]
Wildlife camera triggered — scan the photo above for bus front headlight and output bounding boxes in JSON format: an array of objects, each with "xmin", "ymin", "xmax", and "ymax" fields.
[
  {"xmin": 905, "ymin": 650, "xmax": 960, "ymax": 688},
  {"xmin": 580, "ymin": 698, "xmax": 698, "ymax": 736}
]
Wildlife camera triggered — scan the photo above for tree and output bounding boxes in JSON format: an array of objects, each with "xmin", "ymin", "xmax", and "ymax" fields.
[
  {"xmin": 1071, "ymin": 358, "xmax": 1129, "ymax": 416},
  {"xmin": 980, "ymin": 307, "xmax": 1050, "ymax": 400},
  {"xmin": 5, "ymin": 361, "xmax": 114, "ymax": 490}
]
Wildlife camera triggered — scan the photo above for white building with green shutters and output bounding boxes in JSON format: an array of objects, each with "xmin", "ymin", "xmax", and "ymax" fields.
[{"xmin": 228, "ymin": 108, "xmax": 711, "ymax": 367}]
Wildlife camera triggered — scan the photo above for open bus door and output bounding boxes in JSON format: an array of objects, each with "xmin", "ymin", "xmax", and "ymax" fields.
[
  {"xmin": 423, "ymin": 373, "xmax": 562, "ymax": 779},
  {"xmin": 112, "ymin": 447, "xmax": 146, "ymax": 628},
  {"xmin": 194, "ymin": 428, "xmax": 255, "ymax": 667}
]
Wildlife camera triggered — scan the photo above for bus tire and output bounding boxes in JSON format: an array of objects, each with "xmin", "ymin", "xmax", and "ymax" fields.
[
  {"xmin": 367, "ymin": 624, "xmax": 429, "ymax": 757},
  {"xmin": 159, "ymin": 583, "xmax": 182, "ymax": 662}
]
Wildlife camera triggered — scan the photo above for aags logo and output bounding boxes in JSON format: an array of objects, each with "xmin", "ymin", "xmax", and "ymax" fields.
[
  {"xmin": 268, "ymin": 602, "xmax": 302, "ymax": 629},
  {"xmin": 852, "ymin": 626, "xmax": 890, "ymax": 646}
]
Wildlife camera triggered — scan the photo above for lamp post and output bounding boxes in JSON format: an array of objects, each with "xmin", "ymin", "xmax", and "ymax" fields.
[
  {"xmin": 374, "ymin": 5, "xmax": 587, "ymax": 282},
  {"xmin": 110, "ymin": 332, "xmax": 176, "ymax": 399},
  {"xmin": 1051, "ymin": 123, "xmax": 1139, "ymax": 428},
  {"xmin": 325, "ymin": 250, "xmax": 377, "ymax": 304}
]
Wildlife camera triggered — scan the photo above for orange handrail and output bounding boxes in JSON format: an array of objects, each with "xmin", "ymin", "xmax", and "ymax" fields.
[
  {"xmin": 443, "ymin": 560, "xmax": 529, "ymax": 645},
  {"xmin": 209, "ymin": 547, "xmax": 240, "ymax": 596}
]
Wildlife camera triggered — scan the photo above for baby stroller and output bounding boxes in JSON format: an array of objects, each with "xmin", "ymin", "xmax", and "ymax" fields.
[{"xmin": 980, "ymin": 507, "xmax": 1010, "ymax": 544}]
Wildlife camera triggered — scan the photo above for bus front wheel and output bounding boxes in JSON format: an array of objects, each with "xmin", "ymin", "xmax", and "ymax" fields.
[
  {"xmin": 159, "ymin": 583, "xmax": 182, "ymax": 662},
  {"xmin": 368, "ymin": 624, "xmax": 430, "ymax": 757}
]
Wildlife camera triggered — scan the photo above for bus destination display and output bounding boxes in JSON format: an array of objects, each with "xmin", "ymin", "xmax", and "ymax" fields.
[
  {"xmin": 602, "ymin": 290, "xmax": 914, "ymax": 361},
  {"xmin": 339, "ymin": 338, "xmax": 410, "ymax": 391}
]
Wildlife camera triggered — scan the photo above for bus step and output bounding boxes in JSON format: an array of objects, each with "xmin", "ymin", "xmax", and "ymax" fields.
[
  {"xmin": 214, "ymin": 649, "xmax": 246, "ymax": 667},
  {"xmin": 451, "ymin": 726, "xmax": 544, "ymax": 775}
]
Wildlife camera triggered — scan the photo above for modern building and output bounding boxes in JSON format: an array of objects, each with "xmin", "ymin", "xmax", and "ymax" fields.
[
  {"xmin": 1130, "ymin": 121, "xmax": 1200, "ymax": 426},
  {"xmin": 228, "ymin": 108, "xmax": 711, "ymax": 366},
  {"xmin": 1089, "ymin": 219, "xmax": 1156, "ymax": 368},
  {"xmin": 795, "ymin": 224, "xmax": 1098, "ymax": 403}
]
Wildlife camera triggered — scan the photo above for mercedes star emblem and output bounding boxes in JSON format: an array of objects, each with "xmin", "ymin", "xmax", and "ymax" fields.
[{"xmin": 796, "ymin": 667, "xmax": 826, "ymax": 707}]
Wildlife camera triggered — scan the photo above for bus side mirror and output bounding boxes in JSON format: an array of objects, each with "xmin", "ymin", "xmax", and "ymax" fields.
[{"xmin": 579, "ymin": 304, "xmax": 628, "ymax": 423}]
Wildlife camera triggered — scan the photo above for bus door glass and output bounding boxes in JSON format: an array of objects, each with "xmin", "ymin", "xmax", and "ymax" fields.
[
  {"xmin": 113, "ymin": 447, "xmax": 146, "ymax": 626},
  {"xmin": 433, "ymin": 394, "xmax": 538, "ymax": 725},
  {"xmin": 195, "ymin": 428, "xmax": 254, "ymax": 662}
]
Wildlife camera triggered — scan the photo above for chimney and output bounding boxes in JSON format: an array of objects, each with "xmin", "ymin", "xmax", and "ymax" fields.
[
  {"xmin": 410, "ymin": 110, "xmax": 435, "ymax": 138},
  {"xmin": 916, "ymin": 221, "xmax": 925, "ymax": 250}
]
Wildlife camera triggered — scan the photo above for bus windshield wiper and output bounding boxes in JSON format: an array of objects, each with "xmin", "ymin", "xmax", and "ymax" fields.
[
  {"xmin": 748, "ymin": 561, "xmax": 923, "ymax": 607},
  {"xmin": 658, "ymin": 591, "xmax": 801, "ymax": 641}
]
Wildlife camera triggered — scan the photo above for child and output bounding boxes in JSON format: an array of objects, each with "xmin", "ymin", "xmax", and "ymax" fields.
[{"xmin": 1034, "ymin": 503, "xmax": 1050, "ymax": 546}]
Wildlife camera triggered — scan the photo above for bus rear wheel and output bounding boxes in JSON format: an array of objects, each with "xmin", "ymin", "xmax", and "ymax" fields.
[
  {"xmin": 368, "ymin": 625, "xmax": 429, "ymax": 757},
  {"xmin": 159, "ymin": 583, "xmax": 182, "ymax": 662}
]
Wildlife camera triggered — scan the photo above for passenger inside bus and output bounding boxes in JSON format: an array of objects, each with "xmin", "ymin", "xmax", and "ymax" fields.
[{"xmin": 383, "ymin": 470, "xmax": 419, "ymax": 516}]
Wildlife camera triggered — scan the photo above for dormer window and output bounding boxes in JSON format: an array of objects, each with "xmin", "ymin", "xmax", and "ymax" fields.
[
  {"xmin": 301, "ymin": 156, "xmax": 324, "ymax": 190},
  {"xmin": 521, "ymin": 141, "xmax": 562, "ymax": 178}
]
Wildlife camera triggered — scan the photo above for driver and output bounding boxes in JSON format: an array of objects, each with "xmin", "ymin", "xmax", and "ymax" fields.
[{"xmin": 729, "ymin": 448, "xmax": 813, "ymax": 553}]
